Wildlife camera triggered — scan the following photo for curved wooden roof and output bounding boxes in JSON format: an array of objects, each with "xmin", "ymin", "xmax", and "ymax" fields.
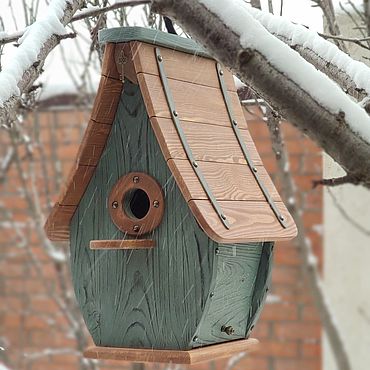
[{"xmin": 45, "ymin": 27, "xmax": 297, "ymax": 243}]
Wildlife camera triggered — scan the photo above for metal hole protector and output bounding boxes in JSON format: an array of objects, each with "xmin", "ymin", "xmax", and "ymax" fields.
[
  {"xmin": 216, "ymin": 62, "xmax": 287, "ymax": 229},
  {"xmin": 155, "ymin": 47, "xmax": 230, "ymax": 230}
]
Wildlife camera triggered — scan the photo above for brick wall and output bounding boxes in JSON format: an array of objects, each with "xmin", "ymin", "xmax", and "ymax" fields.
[{"xmin": 0, "ymin": 103, "xmax": 322, "ymax": 370}]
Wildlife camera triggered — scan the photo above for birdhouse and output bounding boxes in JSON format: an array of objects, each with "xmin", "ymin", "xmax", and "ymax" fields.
[{"xmin": 44, "ymin": 27, "xmax": 297, "ymax": 364}]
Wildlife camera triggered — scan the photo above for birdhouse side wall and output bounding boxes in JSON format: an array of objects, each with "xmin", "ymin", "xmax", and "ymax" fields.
[{"xmin": 69, "ymin": 79, "xmax": 216, "ymax": 350}]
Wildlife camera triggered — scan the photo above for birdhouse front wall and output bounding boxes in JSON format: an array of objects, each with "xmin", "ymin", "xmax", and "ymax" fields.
[{"xmin": 69, "ymin": 76, "xmax": 272, "ymax": 350}]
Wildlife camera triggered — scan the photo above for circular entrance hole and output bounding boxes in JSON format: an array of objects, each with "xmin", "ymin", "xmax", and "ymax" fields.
[{"xmin": 124, "ymin": 188, "xmax": 150, "ymax": 219}]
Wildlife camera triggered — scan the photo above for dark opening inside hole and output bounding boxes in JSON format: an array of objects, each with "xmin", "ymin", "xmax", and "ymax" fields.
[{"xmin": 124, "ymin": 189, "xmax": 150, "ymax": 219}]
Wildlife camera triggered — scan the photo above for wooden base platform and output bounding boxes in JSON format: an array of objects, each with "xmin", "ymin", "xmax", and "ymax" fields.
[{"xmin": 84, "ymin": 338, "xmax": 259, "ymax": 364}]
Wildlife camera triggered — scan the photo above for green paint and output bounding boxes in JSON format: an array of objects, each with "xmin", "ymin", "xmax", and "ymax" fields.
[
  {"xmin": 98, "ymin": 26, "xmax": 210, "ymax": 58},
  {"xmin": 69, "ymin": 79, "xmax": 273, "ymax": 351}
]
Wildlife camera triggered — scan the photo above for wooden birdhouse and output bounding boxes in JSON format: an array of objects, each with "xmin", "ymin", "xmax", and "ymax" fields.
[{"xmin": 44, "ymin": 27, "xmax": 297, "ymax": 364}]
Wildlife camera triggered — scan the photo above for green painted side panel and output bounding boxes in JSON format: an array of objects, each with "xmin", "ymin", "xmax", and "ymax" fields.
[
  {"xmin": 98, "ymin": 26, "xmax": 210, "ymax": 58},
  {"xmin": 192, "ymin": 243, "xmax": 270, "ymax": 347},
  {"xmin": 70, "ymin": 80, "xmax": 215, "ymax": 350},
  {"xmin": 246, "ymin": 242, "xmax": 274, "ymax": 337}
]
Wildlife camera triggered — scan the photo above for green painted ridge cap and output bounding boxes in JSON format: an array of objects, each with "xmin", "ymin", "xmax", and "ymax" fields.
[{"xmin": 98, "ymin": 26, "xmax": 211, "ymax": 58}]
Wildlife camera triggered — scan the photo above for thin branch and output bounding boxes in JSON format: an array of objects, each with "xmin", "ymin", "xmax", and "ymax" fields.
[
  {"xmin": 318, "ymin": 32, "xmax": 370, "ymax": 50},
  {"xmin": 327, "ymin": 188, "xmax": 370, "ymax": 236},
  {"xmin": 312, "ymin": 174, "xmax": 360, "ymax": 188},
  {"xmin": 0, "ymin": 0, "xmax": 151, "ymax": 45},
  {"xmin": 263, "ymin": 106, "xmax": 352, "ymax": 370}
]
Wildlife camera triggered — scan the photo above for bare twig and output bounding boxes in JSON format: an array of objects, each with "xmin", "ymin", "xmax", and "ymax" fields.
[
  {"xmin": 312, "ymin": 174, "xmax": 360, "ymax": 188},
  {"xmin": 0, "ymin": 0, "xmax": 151, "ymax": 45},
  {"xmin": 263, "ymin": 107, "xmax": 352, "ymax": 370}
]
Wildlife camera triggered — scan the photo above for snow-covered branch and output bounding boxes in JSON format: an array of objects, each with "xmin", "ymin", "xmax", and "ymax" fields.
[
  {"xmin": 248, "ymin": 7, "xmax": 370, "ymax": 102},
  {"xmin": 0, "ymin": 0, "xmax": 85, "ymax": 126},
  {"xmin": 152, "ymin": 0, "xmax": 370, "ymax": 188},
  {"xmin": 0, "ymin": 0, "xmax": 151, "ymax": 46}
]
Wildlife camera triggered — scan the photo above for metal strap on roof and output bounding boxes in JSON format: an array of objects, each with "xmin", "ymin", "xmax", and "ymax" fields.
[
  {"xmin": 216, "ymin": 63, "xmax": 287, "ymax": 229},
  {"xmin": 155, "ymin": 48, "xmax": 230, "ymax": 230}
]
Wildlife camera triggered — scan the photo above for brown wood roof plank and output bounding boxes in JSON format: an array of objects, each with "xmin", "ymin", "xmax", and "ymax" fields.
[
  {"xmin": 90, "ymin": 76, "xmax": 123, "ymax": 124},
  {"xmin": 137, "ymin": 73, "xmax": 247, "ymax": 128},
  {"xmin": 168, "ymin": 159, "xmax": 280, "ymax": 202},
  {"xmin": 44, "ymin": 203, "xmax": 76, "ymax": 241},
  {"xmin": 57, "ymin": 164, "xmax": 95, "ymax": 206},
  {"xmin": 151, "ymin": 117, "xmax": 262, "ymax": 165},
  {"xmin": 101, "ymin": 43, "xmax": 120, "ymax": 80},
  {"xmin": 189, "ymin": 199, "xmax": 297, "ymax": 243},
  {"xmin": 77, "ymin": 120, "xmax": 112, "ymax": 166},
  {"xmin": 132, "ymin": 42, "xmax": 236, "ymax": 91}
]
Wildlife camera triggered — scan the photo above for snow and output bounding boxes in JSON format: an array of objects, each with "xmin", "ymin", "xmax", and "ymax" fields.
[
  {"xmin": 0, "ymin": 0, "xmax": 69, "ymax": 106},
  {"xmin": 265, "ymin": 294, "xmax": 282, "ymax": 304},
  {"xmin": 200, "ymin": 0, "xmax": 370, "ymax": 145},
  {"xmin": 249, "ymin": 7, "xmax": 370, "ymax": 99}
]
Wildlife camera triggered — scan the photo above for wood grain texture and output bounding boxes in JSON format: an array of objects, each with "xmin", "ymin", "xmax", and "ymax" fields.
[
  {"xmin": 84, "ymin": 338, "xmax": 259, "ymax": 364},
  {"xmin": 77, "ymin": 120, "xmax": 112, "ymax": 166},
  {"xmin": 101, "ymin": 43, "xmax": 120, "ymax": 80},
  {"xmin": 114, "ymin": 43, "xmax": 138, "ymax": 84},
  {"xmin": 132, "ymin": 42, "xmax": 236, "ymax": 91},
  {"xmin": 44, "ymin": 203, "xmax": 76, "ymax": 241},
  {"xmin": 138, "ymin": 73, "xmax": 247, "ymax": 128},
  {"xmin": 168, "ymin": 159, "xmax": 280, "ymax": 202},
  {"xmin": 90, "ymin": 239, "xmax": 155, "ymax": 249},
  {"xmin": 57, "ymin": 164, "xmax": 95, "ymax": 206},
  {"xmin": 70, "ymin": 80, "xmax": 215, "ymax": 349},
  {"xmin": 193, "ymin": 244, "xmax": 263, "ymax": 346},
  {"xmin": 189, "ymin": 200, "xmax": 298, "ymax": 243},
  {"xmin": 91, "ymin": 76, "xmax": 123, "ymax": 124},
  {"xmin": 151, "ymin": 117, "xmax": 262, "ymax": 165}
]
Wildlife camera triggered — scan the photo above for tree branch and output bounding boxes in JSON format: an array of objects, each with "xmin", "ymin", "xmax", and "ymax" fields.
[
  {"xmin": 152, "ymin": 0, "xmax": 370, "ymax": 188},
  {"xmin": 312, "ymin": 174, "xmax": 360, "ymax": 188},
  {"xmin": 0, "ymin": 0, "xmax": 85, "ymax": 127},
  {"xmin": 0, "ymin": 0, "xmax": 151, "ymax": 46},
  {"xmin": 264, "ymin": 106, "xmax": 352, "ymax": 370},
  {"xmin": 248, "ymin": 7, "xmax": 370, "ymax": 103}
]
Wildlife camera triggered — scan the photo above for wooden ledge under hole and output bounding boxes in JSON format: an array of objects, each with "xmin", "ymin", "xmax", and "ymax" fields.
[
  {"xmin": 84, "ymin": 338, "xmax": 259, "ymax": 364},
  {"xmin": 90, "ymin": 239, "xmax": 155, "ymax": 250}
]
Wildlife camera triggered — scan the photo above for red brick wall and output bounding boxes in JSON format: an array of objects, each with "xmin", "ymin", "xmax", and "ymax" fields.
[{"xmin": 0, "ymin": 104, "xmax": 322, "ymax": 370}]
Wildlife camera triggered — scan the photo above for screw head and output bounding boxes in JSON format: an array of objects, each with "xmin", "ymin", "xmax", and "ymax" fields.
[
  {"xmin": 252, "ymin": 167, "xmax": 258, "ymax": 173},
  {"xmin": 232, "ymin": 120, "xmax": 238, "ymax": 126},
  {"xmin": 193, "ymin": 336, "xmax": 199, "ymax": 342},
  {"xmin": 221, "ymin": 325, "xmax": 235, "ymax": 335},
  {"xmin": 219, "ymin": 70, "xmax": 224, "ymax": 76},
  {"xmin": 133, "ymin": 176, "xmax": 139, "ymax": 183},
  {"xmin": 157, "ymin": 55, "xmax": 163, "ymax": 62},
  {"xmin": 192, "ymin": 161, "xmax": 198, "ymax": 168},
  {"xmin": 112, "ymin": 201, "xmax": 119, "ymax": 209},
  {"xmin": 153, "ymin": 200, "xmax": 159, "ymax": 208},
  {"xmin": 279, "ymin": 215, "xmax": 285, "ymax": 221},
  {"xmin": 221, "ymin": 213, "xmax": 226, "ymax": 220},
  {"xmin": 215, "ymin": 248, "xmax": 220, "ymax": 255},
  {"xmin": 210, "ymin": 292, "xmax": 214, "ymax": 298},
  {"xmin": 173, "ymin": 110, "xmax": 178, "ymax": 117},
  {"xmin": 133, "ymin": 225, "xmax": 140, "ymax": 232}
]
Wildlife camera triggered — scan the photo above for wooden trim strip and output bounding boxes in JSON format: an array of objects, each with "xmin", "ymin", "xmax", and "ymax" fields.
[
  {"xmin": 90, "ymin": 239, "xmax": 155, "ymax": 249},
  {"xmin": 44, "ymin": 42, "xmax": 124, "ymax": 241},
  {"xmin": 84, "ymin": 338, "xmax": 259, "ymax": 364}
]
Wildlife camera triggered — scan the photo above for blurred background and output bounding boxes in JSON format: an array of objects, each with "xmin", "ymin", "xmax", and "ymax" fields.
[{"xmin": 0, "ymin": 1, "xmax": 369, "ymax": 370}]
